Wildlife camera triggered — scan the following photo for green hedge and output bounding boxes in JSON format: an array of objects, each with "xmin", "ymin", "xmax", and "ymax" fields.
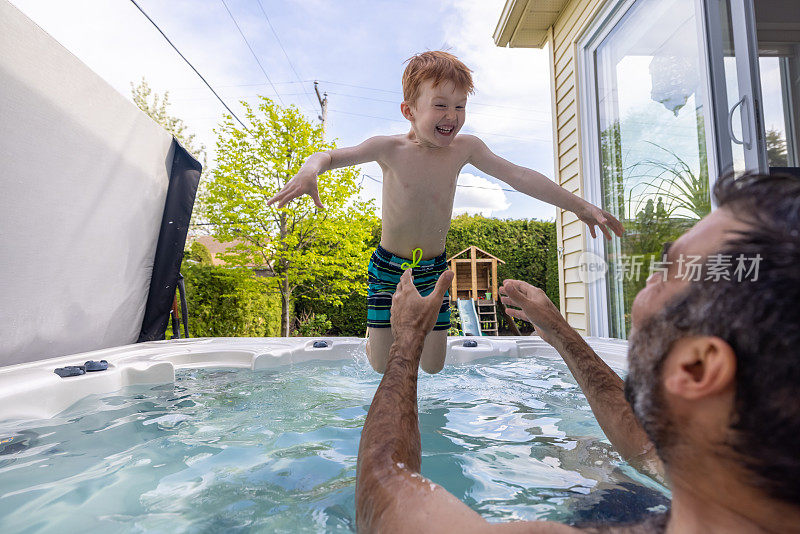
[
  {"xmin": 446, "ymin": 215, "xmax": 559, "ymax": 307},
  {"xmin": 296, "ymin": 216, "xmax": 559, "ymax": 337},
  {"xmin": 179, "ymin": 262, "xmax": 282, "ymax": 337},
  {"xmin": 183, "ymin": 217, "xmax": 558, "ymax": 338}
]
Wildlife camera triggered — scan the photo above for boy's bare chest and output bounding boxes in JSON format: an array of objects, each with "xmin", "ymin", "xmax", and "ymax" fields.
[{"xmin": 381, "ymin": 146, "xmax": 467, "ymax": 189}]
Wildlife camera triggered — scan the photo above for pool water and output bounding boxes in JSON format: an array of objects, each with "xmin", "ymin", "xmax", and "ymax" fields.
[{"xmin": 0, "ymin": 352, "xmax": 669, "ymax": 533}]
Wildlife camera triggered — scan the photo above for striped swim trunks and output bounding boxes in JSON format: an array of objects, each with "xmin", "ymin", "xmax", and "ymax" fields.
[{"xmin": 367, "ymin": 245, "xmax": 450, "ymax": 331}]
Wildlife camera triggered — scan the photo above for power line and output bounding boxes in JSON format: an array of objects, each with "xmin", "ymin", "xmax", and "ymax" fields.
[
  {"xmin": 325, "ymin": 91, "xmax": 551, "ymax": 124},
  {"xmin": 256, "ymin": 0, "xmax": 318, "ymax": 113},
  {"xmin": 327, "ymin": 109, "xmax": 551, "ymax": 143},
  {"xmin": 220, "ymin": 0, "xmax": 285, "ymax": 107},
  {"xmin": 317, "ymin": 79, "xmax": 550, "ymax": 115},
  {"xmin": 129, "ymin": 0, "xmax": 249, "ymax": 131},
  {"xmin": 171, "ymin": 80, "xmax": 315, "ymax": 91}
]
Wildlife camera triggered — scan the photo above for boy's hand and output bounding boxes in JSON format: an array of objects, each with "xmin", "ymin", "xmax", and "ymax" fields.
[
  {"xmin": 391, "ymin": 269, "xmax": 454, "ymax": 341},
  {"xmin": 500, "ymin": 280, "xmax": 571, "ymax": 346},
  {"xmin": 576, "ymin": 203, "xmax": 624, "ymax": 240},
  {"xmin": 267, "ymin": 171, "xmax": 325, "ymax": 209}
]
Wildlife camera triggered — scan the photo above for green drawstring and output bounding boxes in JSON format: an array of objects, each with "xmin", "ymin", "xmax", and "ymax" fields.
[{"xmin": 401, "ymin": 248, "xmax": 423, "ymax": 270}]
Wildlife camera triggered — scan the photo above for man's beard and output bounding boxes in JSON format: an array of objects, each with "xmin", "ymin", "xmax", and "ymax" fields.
[{"xmin": 625, "ymin": 309, "xmax": 682, "ymax": 461}]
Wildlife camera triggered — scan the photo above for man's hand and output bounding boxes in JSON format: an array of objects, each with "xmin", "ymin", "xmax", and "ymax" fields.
[
  {"xmin": 390, "ymin": 269, "xmax": 454, "ymax": 342},
  {"xmin": 267, "ymin": 171, "xmax": 325, "ymax": 209},
  {"xmin": 500, "ymin": 280, "xmax": 572, "ymax": 346},
  {"xmin": 576, "ymin": 203, "xmax": 624, "ymax": 240}
]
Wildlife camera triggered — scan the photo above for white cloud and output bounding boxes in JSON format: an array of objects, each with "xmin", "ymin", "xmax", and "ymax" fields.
[
  {"xmin": 452, "ymin": 173, "xmax": 510, "ymax": 216},
  {"xmin": 441, "ymin": 0, "xmax": 553, "ymax": 156},
  {"xmin": 9, "ymin": 0, "xmax": 556, "ymax": 220}
]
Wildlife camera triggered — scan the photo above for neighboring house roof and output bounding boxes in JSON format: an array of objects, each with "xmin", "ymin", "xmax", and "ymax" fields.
[
  {"xmin": 191, "ymin": 236, "xmax": 273, "ymax": 271},
  {"xmin": 493, "ymin": 0, "xmax": 571, "ymax": 48}
]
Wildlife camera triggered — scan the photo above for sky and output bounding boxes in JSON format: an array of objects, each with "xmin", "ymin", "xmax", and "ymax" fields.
[{"xmin": 9, "ymin": 0, "xmax": 556, "ymax": 221}]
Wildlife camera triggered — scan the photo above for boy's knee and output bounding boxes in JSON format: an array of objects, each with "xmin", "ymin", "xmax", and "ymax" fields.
[
  {"xmin": 420, "ymin": 359, "xmax": 445, "ymax": 374},
  {"xmin": 365, "ymin": 335, "xmax": 388, "ymax": 374}
]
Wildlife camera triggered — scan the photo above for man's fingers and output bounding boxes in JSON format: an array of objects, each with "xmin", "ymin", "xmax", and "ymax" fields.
[
  {"xmin": 433, "ymin": 270, "xmax": 454, "ymax": 298},
  {"xmin": 600, "ymin": 223, "xmax": 612, "ymax": 240},
  {"xmin": 504, "ymin": 307, "xmax": 527, "ymax": 321},
  {"xmin": 398, "ymin": 268, "xmax": 413, "ymax": 288},
  {"xmin": 501, "ymin": 280, "xmax": 524, "ymax": 300},
  {"xmin": 500, "ymin": 295, "xmax": 521, "ymax": 310}
]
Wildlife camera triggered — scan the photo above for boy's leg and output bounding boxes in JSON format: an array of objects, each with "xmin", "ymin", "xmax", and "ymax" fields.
[
  {"xmin": 366, "ymin": 327, "xmax": 447, "ymax": 374},
  {"xmin": 419, "ymin": 329, "xmax": 447, "ymax": 374},
  {"xmin": 365, "ymin": 327, "xmax": 393, "ymax": 374}
]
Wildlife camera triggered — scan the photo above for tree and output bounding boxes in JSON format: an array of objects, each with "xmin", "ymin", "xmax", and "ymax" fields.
[
  {"xmin": 204, "ymin": 97, "xmax": 377, "ymax": 336},
  {"xmin": 131, "ymin": 78, "xmax": 209, "ymax": 232},
  {"xmin": 766, "ymin": 128, "xmax": 788, "ymax": 167},
  {"xmin": 130, "ymin": 78, "xmax": 206, "ymax": 166}
]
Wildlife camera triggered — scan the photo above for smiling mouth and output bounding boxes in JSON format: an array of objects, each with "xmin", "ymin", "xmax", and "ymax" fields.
[{"xmin": 436, "ymin": 125, "xmax": 455, "ymax": 135}]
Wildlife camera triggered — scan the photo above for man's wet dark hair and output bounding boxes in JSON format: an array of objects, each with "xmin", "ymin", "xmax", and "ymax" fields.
[{"xmin": 660, "ymin": 172, "xmax": 800, "ymax": 505}]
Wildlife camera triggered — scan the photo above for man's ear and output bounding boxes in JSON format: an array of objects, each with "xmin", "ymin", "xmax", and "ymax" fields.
[
  {"xmin": 400, "ymin": 102, "xmax": 414, "ymax": 121},
  {"xmin": 663, "ymin": 336, "xmax": 736, "ymax": 399}
]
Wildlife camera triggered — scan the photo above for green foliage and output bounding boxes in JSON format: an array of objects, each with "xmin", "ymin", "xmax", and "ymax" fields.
[
  {"xmin": 180, "ymin": 261, "xmax": 281, "ymax": 337},
  {"xmin": 130, "ymin": 78, "xmax": 207, "ymax": 167},
  {"xmin": 298, "ymin": 291, "xmax": 368, "ymax": 337},
  {"xmin": 203, "ymin": 97, "xmax": 377, "ymax": 335},
  {"xmin": 294, "ymin": 311, "xmax": 332, "ymax": 337},
  {"xmin": 598, "ymin": 112, "xmax": 712, "ymax": 336},
  {"xmin": 446, "ymin": 214, "xmax": 559, "ymax": 307},
  {"xmin": 545, "ymin": 222, "xmax": 559, "ymax": 308},
  {"xmin": 766, "ymin": 128, "xmax": 788, "ymax": 167},
  {"xmin": 187, "ymin": 241, "xmax": 213, "ymax": 265},
  {"xmin": 448, "ymin": 304, "xmax": 462, "ymax": 336},
  {"xmin": 295, "ymin": 216, "xmax": 557, "ymax": 337},
  {"xmin": 293, "ymin": 216, "xmax": 380, "ymax": 337}
]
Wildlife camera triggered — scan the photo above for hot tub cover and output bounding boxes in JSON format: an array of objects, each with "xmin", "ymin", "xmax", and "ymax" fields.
[{"xmin": 0, "ymin": 0, "xmax": 200, "ymax": 367}]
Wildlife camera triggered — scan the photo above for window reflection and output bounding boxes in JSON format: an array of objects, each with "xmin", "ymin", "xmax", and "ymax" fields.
[{"xmin": 595, "ymin": 0, "xmax": 712, "ymax": 338}]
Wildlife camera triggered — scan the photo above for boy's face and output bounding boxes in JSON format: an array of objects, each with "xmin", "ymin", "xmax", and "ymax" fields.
[{"xmin": 401, "ymin": 80, "xmax": 468, "ymax": 147}]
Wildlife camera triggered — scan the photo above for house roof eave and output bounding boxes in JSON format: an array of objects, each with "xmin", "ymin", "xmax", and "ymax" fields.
[{"xmin": 493, "ymin": 0, "xmax": 570, "ymax": 49}]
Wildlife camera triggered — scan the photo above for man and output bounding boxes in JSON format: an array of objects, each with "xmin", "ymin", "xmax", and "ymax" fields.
[{"xmin": 355, "ymin": 172, "xmax": 800, "ymax": 533}]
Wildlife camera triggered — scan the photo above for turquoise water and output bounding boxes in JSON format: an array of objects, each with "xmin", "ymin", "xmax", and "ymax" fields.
[{"xmin": 0, "ymin": 353, "xmax": 668, "ymax": 533}]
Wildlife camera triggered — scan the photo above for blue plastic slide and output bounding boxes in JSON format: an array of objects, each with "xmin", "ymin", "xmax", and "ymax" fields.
[{"xmin": 456, "ymin": 299, "xmax": 482, "ymax": 336}]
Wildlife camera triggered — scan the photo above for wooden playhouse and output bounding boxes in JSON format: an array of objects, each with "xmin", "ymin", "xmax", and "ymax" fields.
[{"xmin": 447, "ymin": 246, "xmax": 520, "ymax": 336}]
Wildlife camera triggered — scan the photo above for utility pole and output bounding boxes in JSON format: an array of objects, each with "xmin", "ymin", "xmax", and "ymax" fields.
[{"xmin": 314, "ymin": 80, "xmax": 328, "ymax": 140}]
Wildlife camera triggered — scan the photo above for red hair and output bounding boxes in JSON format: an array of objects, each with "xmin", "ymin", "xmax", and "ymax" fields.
[{"xmin": 402, "ymin": 51, "xmax": 474, "ymax": 106}]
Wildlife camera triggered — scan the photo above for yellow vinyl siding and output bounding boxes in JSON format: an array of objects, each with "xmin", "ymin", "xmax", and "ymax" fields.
[
  {"xmin": 565, "ymin": 297, "xmax": 586, "ymax": 314},
  {"xmin": 564, "ymin": 265, "xmax": 583, "ymax": 283},
  {"xmin": 563, "ymin": 220, "xmax": 583, "ymax": 240},
  {"xmin": 567, "ymin": 313, "xmax": 587, "ymax": 330},
  {"xmin": 560, "ymin": 145, "xmax": 579, "ymax": 169},
  {"xmin": 548, "ymin": 0, "xmax": 608, "ymax": 334},
  {"xmin": 565, "ymin": 282, "xmax": 585, "ymax": 298}
]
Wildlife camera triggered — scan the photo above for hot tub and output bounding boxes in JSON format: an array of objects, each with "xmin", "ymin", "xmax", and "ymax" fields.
[{"xmin": 0, "ymin": 336, "xmax": 668, "ymax": 532}]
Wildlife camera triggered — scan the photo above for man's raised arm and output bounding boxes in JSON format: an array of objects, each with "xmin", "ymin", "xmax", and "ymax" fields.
[
  {"xmin": 500, "ymin": 280, "xmax": 664, "ymax": 482},
  {"xmin": 356, "ymin": 270, "xmax": 579, "ymax": 534}
]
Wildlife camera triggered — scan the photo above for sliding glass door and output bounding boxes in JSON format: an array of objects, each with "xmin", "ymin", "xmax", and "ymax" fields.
[
  {"xmin": 582, "ymin": 0, "xmax": 714, "ymax": 338},
  {"xmin": 705, "ymin": 0, "xmax": 769, "ymax": 175},
  {"xmin": 579, "ymin": 0, "xmax": 795, "ymax": 338}
]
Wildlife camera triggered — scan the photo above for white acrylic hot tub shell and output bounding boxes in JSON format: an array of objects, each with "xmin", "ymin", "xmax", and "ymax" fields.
[{"xmin": 0, "ymin": 336, "xmax": 628, "ymax": 422}]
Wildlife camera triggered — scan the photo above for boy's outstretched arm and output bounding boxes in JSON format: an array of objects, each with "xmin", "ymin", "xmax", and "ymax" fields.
[
  {"xmin": 267, "ymin": 136, "xmax": 390, "ymax": 209},
  {"xmin": 465, "ymin": 135, "xmax": 623, "ymax": 240}
]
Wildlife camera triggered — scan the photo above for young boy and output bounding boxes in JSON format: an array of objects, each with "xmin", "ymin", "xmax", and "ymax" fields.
[{"xmin": 268, "ymin": 51, "xmax": 623, "ymax": 374}]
